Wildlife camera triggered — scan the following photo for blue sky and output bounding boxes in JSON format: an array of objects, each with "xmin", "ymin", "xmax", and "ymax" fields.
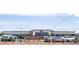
[
  {"xmin": 0, "ymin": 13, "xmax": 79, "ymax": 32},
  {"xmin": 0, "ymin": 0, "xmax": 79, "ymax": 33}
]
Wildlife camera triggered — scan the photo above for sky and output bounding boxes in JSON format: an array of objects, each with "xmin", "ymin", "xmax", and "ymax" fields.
[
  {"xmin": 0, "ymin": 0, "xmax": 79, "ymax": 32},
  {"xmin": 0, "ymin": 14, "xmax": 79, "ymax": 33}
]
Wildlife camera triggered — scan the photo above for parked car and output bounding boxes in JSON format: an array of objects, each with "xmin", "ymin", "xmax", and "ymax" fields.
[
  {"xmin": 43, "ymin": 36, "xmax": 64, "ymax": 43},
  {"xmin": 43, "ymin": 36, "xmax": 52, "ymax": 43},
  {"xmin": 17, "ymin": 35, "xmax": 25, "ymax": 39},
  {"xmin": 72, "ymin": 37, "xmax": 79, "ymax": 43},
  {"xmin": 61, "ymin": 36, "xmax": 76, "ymax": 42},
  {"xmin": 1, "ymin": 35, "xmax": 17, "ymax": 42},
  {"xmin": 53, "ymin": 36, "xmax": 64, "ymax": 42}
]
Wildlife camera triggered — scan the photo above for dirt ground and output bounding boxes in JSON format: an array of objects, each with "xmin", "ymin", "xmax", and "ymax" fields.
[{"xmin": 0, "ymin": 39, "xmax": 79, "ymax": 45}]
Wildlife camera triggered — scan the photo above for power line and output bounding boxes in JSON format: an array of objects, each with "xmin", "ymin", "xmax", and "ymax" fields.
[{"xmin": 51, "ymin": 14, "xmax": 74, "ymax": 28}]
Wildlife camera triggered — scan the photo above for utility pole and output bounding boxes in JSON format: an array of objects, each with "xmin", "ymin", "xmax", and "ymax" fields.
[{"xmin": 48, "ymin": 31, "xmax": 51, "ymax": 43}]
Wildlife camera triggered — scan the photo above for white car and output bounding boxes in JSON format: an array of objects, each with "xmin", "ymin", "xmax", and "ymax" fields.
[{"xmin": 61, "ymin": 36, "xmax": 75, "ymax": 42}]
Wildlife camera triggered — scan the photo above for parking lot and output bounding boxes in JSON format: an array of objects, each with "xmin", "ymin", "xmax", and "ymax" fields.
[{"xmin": 0, "ymin": 39, "xmax": 79, "ymax": 45}]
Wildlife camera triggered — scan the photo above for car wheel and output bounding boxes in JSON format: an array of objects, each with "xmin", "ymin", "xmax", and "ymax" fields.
[{"xmin": 66, "ymin": 40, "xmax": 70, "ymax": 42}]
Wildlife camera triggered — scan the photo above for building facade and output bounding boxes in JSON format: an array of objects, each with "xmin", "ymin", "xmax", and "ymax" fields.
[{"xmin": 2, "ymin": 29, "xmax": 76, "ymax": 38}]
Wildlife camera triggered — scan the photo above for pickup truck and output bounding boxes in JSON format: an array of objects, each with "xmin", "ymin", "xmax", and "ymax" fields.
[{"xmin": 1, "ymin": 35, "xmax": 17, "ymax": 42}]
